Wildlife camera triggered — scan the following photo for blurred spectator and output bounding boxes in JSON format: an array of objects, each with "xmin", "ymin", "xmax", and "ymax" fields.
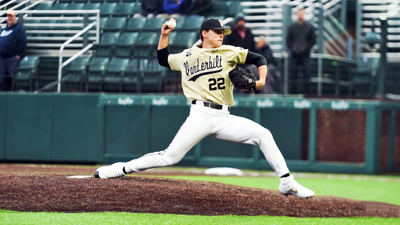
[
  {"xmin": 285, "ymin": 7, "xmax": 316, "ymax": 94},
  {"xmin": 156, "ymin": 0, "xmax": 190, "ymax": 19},
  {"xmin": 140, "ymin": 0, "xmax": 164, "ymax": 18},
  {"xmin": 224, "ymin": 15, "xmax": 255, "ymax": 52},
  {"xmin": 224, "ymin": 15, "xmax": 260, "ymax": 94},
  {"xmin": 256, "ymin": 36, "xmax": 281, "ymax": 94},
  {"xmin": 0, "ymin": 10, "xmax": 27, "ymax": 91}
]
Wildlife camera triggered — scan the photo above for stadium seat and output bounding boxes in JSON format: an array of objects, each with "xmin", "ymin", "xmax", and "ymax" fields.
[
  {"xmin": 87, "ymin": 57, "xmax": 110, "ymax": 91},
  {"xmin": 170, "ymin": 31, "xmax": 197, "ymax": 53},
  {"xmin": 34, "ymin": 2, "xmax": 53, "ymax": 17},
  {"xmin": 141, "ymin": 58, "xmax": 166, "ymax": 93},
  {"xmin": 68, "ymin": 3, "xmax": 85, "ymax": 10},
  {"xmin": 124, "ymin": 58, "xmax": 148, "ymax": 93},
  {"xmin": 100, "ymin": 3, "xmax": 117, "ymax": 17},
  {"xmin": 113, "ymin": 2, "xmax": 135, "ymax": 17},
  {"xmin": 35, "ymin": 2, "xmax": 53, "ymax": 10},
  {"xmin": 84, "ymin": 3, "xmax": 101, "ymax": 11},
  {"xmin": 52, "ymin": 3, "xmax": 69, "ymax": 11},
  {"xmin": 226, "ymin": 2, "xmax": 244, "ymax": 18},
  {"xmin": 103, "ymin": 57, "xmax": 130, "ymax": 92},
  {"xmin": 206, "ymin": 15, "xmax": 225, "ymax": 21},
  {"xmin": 99, "ymin": 17, "xmax": 109, "ymax": 31},
  {"xmin": 115, "ymin": 32, "xmax": 139, "ymax": 58},
  {"xmin": 170, "ymin": 16, "xmax": 185, "ymax": 31},
  {"xmin": 64, "ymin": 57, "xmax": 90, "ymax": 92},
  {"xmin": 182, "ymin": 16, "xmax": 204, "ymax": 31},
  {"xmin": 125, "ymin": 17, "xmax": 146, "ymax": 32},
  {"xmin": 205, "ymin": 2, "xmax": 232, "ymax": 17},
  {"xmin": 103, "ymin": 17, "xmax": 126, "ymax": 32},
  {"xmin": 142, "ymin": 17, "xmax": 165, "ymax": 32},
  {"xmin": 13, "ymin": 56, "xmax": 40, "ymax": 91},
  {"xmin": 132, "ymin": 2, "xmax": 141, "ymax": 15},
  {"xmin": 133, "ymin": 32, "xmax": 158, "ymax": 58},
  {"xmin": 95, "ymin": 32, "xmax": 120, "ymax": 57}
]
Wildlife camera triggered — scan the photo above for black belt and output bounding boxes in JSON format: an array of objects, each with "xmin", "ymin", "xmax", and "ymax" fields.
[{"xmin": 192, "ymin": 100, "xmax": 230, "ymax": 111}]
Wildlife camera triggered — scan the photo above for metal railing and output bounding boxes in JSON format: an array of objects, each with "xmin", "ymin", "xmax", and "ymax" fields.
[
  {"xmin": 7, "ymin": 10, "xmax": 100, "ymax": 92},
  {"xmin": 357, "ymin": 0, "xmax": 400, "ymax": 63}
]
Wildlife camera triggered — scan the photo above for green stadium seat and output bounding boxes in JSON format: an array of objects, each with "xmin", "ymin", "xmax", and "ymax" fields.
[
  {"xmin": 64, "ymin": 57, "xmax": 90, "ymax": 92},
  {"xmin": 206, "ymin": 15, "xmax": 225, "ymax": 21},
  {"xmin": 226, "ymin": 2, "xmax": 243, "ymax": 18},
  {"xmin": 84, "ymin": 3, "xmax": 101, "ymax": 11},
  {"xmin": 52, "ymin": 3, "xmax": 69, "ymax": 11},
  {"xmin": 68, "ymin": 3, "xmax": 85, "ymax": 10},
  {"xmin": 132, "ymin": 2, "xmax": 141, "ymax": 15},
  {"xmin": 34, "ymin": 2, "xmax": 53, "ymax": 17},
  {"xmin": 100, "ymin": 3, "xmax": 117, "ymax": 17},
  {"xmin": 170, "ymin": 31, "xmax": 197, "ymax": 53},
  {"xmin": 99, "ymin": 17, "xmax": 108, "ymax": 31},
  {"xmin": 74, "ymin": 0, "xmax": 88, "ymax": 3},
  {"xmin": 13, "ymin": 55, "xmax": 40, "ymax": 91},
  {"xmin": 141, "ymin": 58, "xmax": 166, "ymax": 93},
  {"xmin": 124, "ymin": 58, "xmax": 148, "ymax": 93},
  {"xmin": 35, "ymin": 2, "xmax": 53, "ymax": 10},
  {"xmin": 103, "ymin": 17, "xmax": 126, "ymax": 32},
  {"xmin": 103, "ymin": 57, "xmax": 130, "ymax": 92},
  {"xmin": 125, "ymin": 17, "xmax": 146, "ymax": 32},
  {"xmin": 170, "ymin": 16, "xmax": 185, "ymax": 31},
  {"xmin": 133, "ymin": 32, "xmax": 158, "ymax": 58},
  {"xmin": 95, "ymin": 32, "xmax": 120, "ymax": 57},
  {"xmin": 205, "ymin": 2, "xmax": 229, "ymax": 17},
  {"xmin": 182, "ymin": 16, "xmax": 204, "ymax": 31},
  {"xmin": 88, "ymin": 57, "xmax": 110, "ymax": 91},
  {"xmin": 115, "ymin": 32, "xmax": 139, "ymax": 58},
  {"xmin": 168, "ymin": 32, "xmax": 178, "ymax": 46},
  {"xmin": 142, "ymin": 17, "xmax": 165, "ymax": 32},
  {"xmin": 113, "ymin": 2, "xmax": 135, "ymax": 17}
]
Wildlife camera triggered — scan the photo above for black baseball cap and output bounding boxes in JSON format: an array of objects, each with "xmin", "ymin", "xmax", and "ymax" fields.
[{"xmin": 200, "ymin": 18, "xmax": 232, "ymax": 35}]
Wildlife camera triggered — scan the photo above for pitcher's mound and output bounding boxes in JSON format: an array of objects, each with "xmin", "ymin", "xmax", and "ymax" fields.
[{"xmin": 0, "ymin": 173, "xmax": 398, "ymax": 217}]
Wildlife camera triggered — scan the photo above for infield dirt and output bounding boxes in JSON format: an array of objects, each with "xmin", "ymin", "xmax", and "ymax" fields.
[{"xmin": 0, "ymin": 164, "xmax": 398, "ymax": 218}]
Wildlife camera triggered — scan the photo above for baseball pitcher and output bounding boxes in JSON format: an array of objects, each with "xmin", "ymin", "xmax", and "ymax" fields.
[{"xmin": 95, "ymin": 18, "xmax": 314, "ymax": 199}]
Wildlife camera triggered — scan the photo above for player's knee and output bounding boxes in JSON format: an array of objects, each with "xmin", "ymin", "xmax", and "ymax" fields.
[
  {"xmin": 257, "ymin": 128, "xmax": 273, "ymax": 140},
  {"xmin": 162, "ymin": 152, "xmax": 184, "ymax": 165}
]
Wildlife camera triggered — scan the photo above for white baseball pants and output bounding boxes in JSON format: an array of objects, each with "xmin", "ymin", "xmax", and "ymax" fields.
[{"xmin": 124, "ymin": 100, "xmax": 290, "ymax": 177}]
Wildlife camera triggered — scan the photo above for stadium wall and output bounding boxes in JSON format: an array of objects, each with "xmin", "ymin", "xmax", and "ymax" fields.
[{"xmin": 0, "ymin": 93, "xmax": 399, "ymax": 173}]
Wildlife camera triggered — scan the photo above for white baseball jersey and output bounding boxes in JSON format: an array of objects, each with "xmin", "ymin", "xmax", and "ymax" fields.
[{"xmin": 168, "ymin": 44, "xmax": 248, "ymax": 106}]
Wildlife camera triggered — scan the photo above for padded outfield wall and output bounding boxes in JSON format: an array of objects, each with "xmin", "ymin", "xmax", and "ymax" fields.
[{"xmin": 0, "ymin": 92, "xmax": 399, "ymax": 174}]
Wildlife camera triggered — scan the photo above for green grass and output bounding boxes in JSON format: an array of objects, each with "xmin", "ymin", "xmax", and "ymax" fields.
[
  {"xmin": 1, "ymin": 172, "xmax": 400, "ymax": 224},
  {"xmin": 0, "ymin": 211, "xmax": 399, "ymax": 225}
]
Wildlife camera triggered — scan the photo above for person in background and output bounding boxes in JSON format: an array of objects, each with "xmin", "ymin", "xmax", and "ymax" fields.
[
  {"xmin": 256, "ymin": 36, "xmax": 281, "ymax": 94},
  {"xmin": 140, "ymin": 0, "xmax": 165, "ymax": 18},
  {"xmin": 224, "ymin": 15, "xmax": 258, "ymax": 94},
  {"xmin": 0, "ymin": 10, "xmax": 27, "ymax": 91},
  {"xmin": 224, "ymin": 15, "xmax": 255, "ymax": 52},
  {"xmin": 285, "ymin": 7, "xmax": 316, "ymax": 95}
]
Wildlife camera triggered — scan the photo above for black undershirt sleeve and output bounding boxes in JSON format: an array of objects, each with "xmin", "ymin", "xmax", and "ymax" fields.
[
  {"xmin": 157, "ymin": 47, "xmax": 171, "ymax": 69},
  {"xmin": 244, "ymin": 51, "xmax": 267, "ymax": 67}
]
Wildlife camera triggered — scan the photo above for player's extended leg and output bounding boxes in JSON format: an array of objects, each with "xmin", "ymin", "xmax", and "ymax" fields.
[
  {"xmin": 95, "ymin": 105, "xmax": 212, "ymax": 178},
  {"xmin": 211, "ymin": 114, "xmax": 314, "ymax": 199}
]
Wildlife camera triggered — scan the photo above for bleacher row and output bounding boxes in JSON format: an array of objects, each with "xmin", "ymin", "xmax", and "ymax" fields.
[
  {"xmin": 12, "ymin": 0, "xmax": 245, "ymax": 93},
  {"xmin": 31, "ymin": 1, "xmax": 242, "ymax": 18}
]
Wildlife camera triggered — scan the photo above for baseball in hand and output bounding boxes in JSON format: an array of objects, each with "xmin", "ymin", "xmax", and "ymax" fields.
[{"xmin": 167, "ymin": 19, "xmax": 176, "ymax": 29}]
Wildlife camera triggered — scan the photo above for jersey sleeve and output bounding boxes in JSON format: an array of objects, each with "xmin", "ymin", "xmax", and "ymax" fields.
[
  {"xmin": 225, "ymin": 46, "xmax": 248, "ymax": 64},
  {"xmin": 168, "ymin": 51, "xmax": 185, "ymax": 71}
]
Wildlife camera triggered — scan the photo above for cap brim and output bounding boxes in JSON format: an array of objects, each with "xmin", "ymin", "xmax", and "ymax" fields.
[{"xmin": 211, "ymin": 27, "xmax": 232, "ymax": 35}]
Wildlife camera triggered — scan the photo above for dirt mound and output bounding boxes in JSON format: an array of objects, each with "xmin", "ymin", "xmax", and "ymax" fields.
[{"xmin": 0, "ymin": 173, "xmax": 398, "ymax": 217}]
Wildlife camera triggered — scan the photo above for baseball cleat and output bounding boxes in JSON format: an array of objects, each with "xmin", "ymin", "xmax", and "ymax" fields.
[
  {"xmin": 279, "ymin": 175, "xmax": 314, "ymax": 199},
  {"xmin": 94, "ymin": 162, "xmax": 126, "ymax": 179}
]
